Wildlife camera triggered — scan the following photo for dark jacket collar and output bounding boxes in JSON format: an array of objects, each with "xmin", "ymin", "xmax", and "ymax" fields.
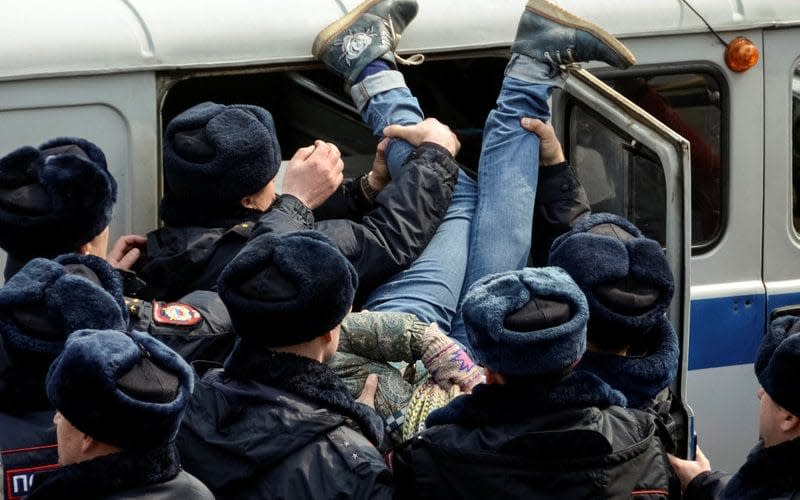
[
  {"xmin": 224, "ymin": 340, "xmax": 384, "ymax": 445},
  {"xmin": 721, "ymin": 438, "xmax": 800, "ymax": 499},
  {"xmin": 28, "ymin": 443, "xmax": 180, "ymax": 499},
  {"xmin": 426, "ymin": 370, "xmax": 627, "ymax": 428},
  {"xmin": 578, "ymin": 318, "xmax": 679, "ymax": 408}
]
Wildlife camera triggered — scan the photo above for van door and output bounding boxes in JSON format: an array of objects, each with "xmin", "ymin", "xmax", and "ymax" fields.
[
  {"xmin": 551, "ymin": 66, "xmax": 692, "ymax": 448},
  {"xmin": 763, "ymin": 29, "xmax": 800, "ymax": 329}
]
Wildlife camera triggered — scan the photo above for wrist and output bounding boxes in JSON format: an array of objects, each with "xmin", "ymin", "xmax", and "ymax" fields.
[
  {"xmin": 542, "ymin": 159, "xmax": 568, "ymax": 169},
  {"xmin": 542, "ymin": 154, "xmax": 566, "ymax": 167},
  {"xmin": 360, "ymin": 172, "xmax": 382, "ymax": 203}
]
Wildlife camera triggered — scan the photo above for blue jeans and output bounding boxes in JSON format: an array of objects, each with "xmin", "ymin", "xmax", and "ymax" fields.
[
  {"xmin": 364, "ymin": 170, "xmax": 476, "ymax": 331},
  {"xmin": 447, "ymin": 76, "xmax": 553, "ymax": 346},
  {"xmin": 356, "ymin": 68, "xmax": 553, "ymax": 347},
  {"xmin": 354, "ymin": 71, "xmax": 477, "ymax": 331},
  {"xmin": 350, "ymin": 70, "xmax": 423, "ymax": 178}
]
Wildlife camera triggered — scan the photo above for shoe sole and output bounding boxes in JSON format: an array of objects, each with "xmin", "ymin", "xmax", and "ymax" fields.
[
  {"xmin": 312, "ymin": 0, "xmax": 384, "ymax": 58},
  {"xmin": 526, "ymin": 0, "xmax": 636, "ymax": 67}
]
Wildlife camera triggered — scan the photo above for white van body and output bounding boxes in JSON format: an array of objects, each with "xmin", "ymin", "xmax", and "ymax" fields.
[{"xmin": 1, "ymin": 0, "xmax": 800, "ymax": 475}]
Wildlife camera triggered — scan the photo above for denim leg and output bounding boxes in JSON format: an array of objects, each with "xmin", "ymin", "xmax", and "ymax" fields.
[
  {"xmin": 448, "ymin": 75, "xmax": 555, "ymax": 346},
  {"xmin": 467, "ymin": 76, "xmax": 552, "ymax": 282},
  {"xmin": 355, "ymin": 70, "xmax": 477, "ymax": 332},
  {"xmin": 353, "ymin": 70, "xmax": 422, "ymax": 178},
  {"xmin": 363, "ymin": 170, "xmax": 477, "ymax": 331}
]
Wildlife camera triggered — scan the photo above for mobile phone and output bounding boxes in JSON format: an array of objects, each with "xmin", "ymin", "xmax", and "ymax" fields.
[{"xmin": 687, "ymin": 414, "xmax": 697, "ymax": 460}]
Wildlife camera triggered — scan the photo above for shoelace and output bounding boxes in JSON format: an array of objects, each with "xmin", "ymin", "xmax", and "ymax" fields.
[
  {"xmin": 543, "ymin": 48, "xmax": 576, "ymax": 77},
  {"xmin": 387, "ymin": 18, "xmax": 425, "ymax": 66}
]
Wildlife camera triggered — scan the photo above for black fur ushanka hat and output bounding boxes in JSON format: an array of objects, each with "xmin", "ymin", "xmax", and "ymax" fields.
[
  {"xmin": 756, "ymin": 316, "xmax": 800, "ymax": 417},
  {"xmin": 0, "ymin": 254, "xmax": 127, "ymax": 357},
  {"xmin": 46, "ymin": 328, "xmax": 194, "ymax": 450},
  {"xmin": 0, "ymin": 138, "xmax": 116, "ymax": 258},
  {"xmin": 549, "ymin": 213, "xmax": 675, "ymax": 344},
  {"xmin": 219, "ymin": 230, "xmax": 357, "ymax": 347}
]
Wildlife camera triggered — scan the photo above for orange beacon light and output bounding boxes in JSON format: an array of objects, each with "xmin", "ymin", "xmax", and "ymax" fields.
[{"xmin": 725, "ymin": 36, "xmax": 759, "ymax": 73}]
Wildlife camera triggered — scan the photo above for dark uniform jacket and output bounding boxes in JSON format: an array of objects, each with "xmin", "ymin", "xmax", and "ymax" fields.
[
  {"xmin": 27, "ymin": 443, "xmax": 213, "ymax": 500},
  {"xmin": 177, "ymin": 343, "xmax": 393, "ymax": 500},
  {"xmin": 0, "ymin": 412, "xmax": 56, "ymax": 500},
  {"xmin": 125, "ymin": 289, "xmax": 235, "ymax": 366},
  {"xmin": 577, "ymin": 318, "xmax": 683, "ymax": 452},
  {"xmin": 4, "ymin": 262, "xmax": 236, "ymax": 368},
  {"xmin": 685, "ymin": 438, "xmax": 800, "ymax": 500},
  {"xmin": 0, "ymin": 338, "xmax": 58, "ymax": 500},
  {"xmin": 391, "ymin": 371, "xmax": 671, "ymax": 499},
  {"xmin": 134, "ymin": 143, "xmax": 459, "ymax": 304}
]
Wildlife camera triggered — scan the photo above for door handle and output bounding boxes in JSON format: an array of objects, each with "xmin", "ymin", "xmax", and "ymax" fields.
[{"xmin": 770, "ymin": 305, "xmax": 800, "ymax": 321}]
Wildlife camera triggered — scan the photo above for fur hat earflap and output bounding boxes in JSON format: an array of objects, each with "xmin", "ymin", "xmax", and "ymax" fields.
[
  {"xmin": 46, "ymin": 328, "xmax": 194, "ymax": 449},
  {"xmin": 548, "ymin": 213, "xmax": 674, "ymax": 339},
  {"xmin": 163, "ymin": 102, "xmax": 281, "ymax": 206},
  {"xmin": 756, "ymin": 316, "xmax": 800, "ymax": 417},
  {"xmin": 218, "ymin": 230, "xmax": 358, "ymax": 347},
  {"xmin": 462, "ymin": 266, "xmax": 588, "ymax": 377},
  {"xmin": 0, "ymin": 138, "xmax": 116, "ymax": 258},
  {"xmin": 0, "ymin": 254, "xmax": 127, "ymax": 357}
]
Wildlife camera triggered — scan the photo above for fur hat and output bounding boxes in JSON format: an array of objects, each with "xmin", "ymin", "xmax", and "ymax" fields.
[
  {"xmin": 46, "ymin": 328, "xmax": 194, "ymax": 449},
  {"xmin": 0, "ymin": 254, "xmax": 127, "ymax": 357},
  {"xmin": 462, "ymin": 266, "xmax": 589, "ymax": 377},
  {"xmin": 0, "ymin": 138, "xmax": 117, "ymax": 258},
  {"xmin": 163, "ymin": 102, "xmax": 281, "ymax": 205},
  {"xmin": 548, "ymin": 213, "xmax": 674, "ymax": 340},
  {"xmin": 755, "ymin": 316, "xmax": 800, "ymax": 417},
  {"xmin": 218, "ymin": 230, "xmax": 358, "ymax": 347}
]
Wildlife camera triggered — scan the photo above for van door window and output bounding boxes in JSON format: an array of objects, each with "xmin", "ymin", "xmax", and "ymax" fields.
[
  {"xmin": 600, "ymin": 73, "xmax": 724, "ymax": 250},
  {"xmin": 568, "ymin": 103, "xmax": 667, "ymax": 245}
]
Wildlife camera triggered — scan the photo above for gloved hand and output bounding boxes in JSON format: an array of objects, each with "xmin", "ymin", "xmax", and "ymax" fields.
[{"xmin": 421, "ymin": 324, "xmax": 483, "ymax": 393}]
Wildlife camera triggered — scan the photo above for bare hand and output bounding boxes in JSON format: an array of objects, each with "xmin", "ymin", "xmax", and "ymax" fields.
[
  {"xmin": 106, "ymin": 234, "xmax": 147, "ymax": 270},
  {"xmin": 383, "ymin": 118, "xmax": 460, "ymax": 157},
  {"xmin": 668, "ymin": 447, "xmax": 712, "ymax": 492},
  {"xmin": 368, "ymin": 138, "xmax": 391, "ymax": 193},
  {"xmin": 356, "ymin": 374, "xmax": 379, "ymax": 409},
  {"xmin": 282, "ymin": 140, "xmax": 344, "ymax": 209},
  {"xmin": 520, "ymin": 118, "xmax": 565, "ymax": 167}
]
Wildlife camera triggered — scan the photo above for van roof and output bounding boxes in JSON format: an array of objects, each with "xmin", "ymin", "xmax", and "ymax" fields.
[{"xmin": 4, "ymin": 0, "xmax": 800, "ymax": 81}]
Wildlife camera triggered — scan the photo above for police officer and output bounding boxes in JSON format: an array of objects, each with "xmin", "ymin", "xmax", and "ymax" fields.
[
  {"xmin": 28, "ymin": 328, "xmax": 213, "ymax": 499},
  {"xmin": 0, "ymin": 255, "xmax": 127, "ymax": 499},
  {"xmin": 0, "ymin": 138, "xmax": 235, "ymax": 363},
  {"xmin": 178, "ymin": 231, "xmax": 392, "ymax": 499},
  {"xmin": 669, "ymin": 316, "xmax": 800, "ymax": 499}
]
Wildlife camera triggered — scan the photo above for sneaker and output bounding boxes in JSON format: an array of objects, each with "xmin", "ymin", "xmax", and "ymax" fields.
[
  {"xmin": 312, "ymin": 0, "xmax": 423, "ymax": 85},
  {"xmin": 512, "ymin": 0, "xmax": 635, "ymax": 70}
]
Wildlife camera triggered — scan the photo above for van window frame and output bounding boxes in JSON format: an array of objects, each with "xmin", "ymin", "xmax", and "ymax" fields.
[{"xmin": 590, "ymin": 63, "xmax": 729, "ymax": 254}]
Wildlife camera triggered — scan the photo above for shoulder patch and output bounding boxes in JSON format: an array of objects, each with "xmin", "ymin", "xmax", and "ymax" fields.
[
  {"xmin": 2, "ymin": 443, "xmax": 59, "ymax": 500},
  {"xmin": 152, "ymin": 302, "xmax": 202, "ymax": 327}
]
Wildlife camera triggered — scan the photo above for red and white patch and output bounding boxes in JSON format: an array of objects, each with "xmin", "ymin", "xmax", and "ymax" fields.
[{"xmin": 152, "ymin": 302, "xmax": 202, "ymax": 327}]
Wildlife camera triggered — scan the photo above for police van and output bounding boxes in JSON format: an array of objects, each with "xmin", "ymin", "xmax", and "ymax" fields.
[{"xmin": 0, "ymin": 0, "xmax": 798, "ymax": 481}]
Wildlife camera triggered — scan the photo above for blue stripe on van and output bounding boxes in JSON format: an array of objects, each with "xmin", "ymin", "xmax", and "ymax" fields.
[{"xmin": 688, "ymin": 293, "xmax": 765, "ymax": 371}]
